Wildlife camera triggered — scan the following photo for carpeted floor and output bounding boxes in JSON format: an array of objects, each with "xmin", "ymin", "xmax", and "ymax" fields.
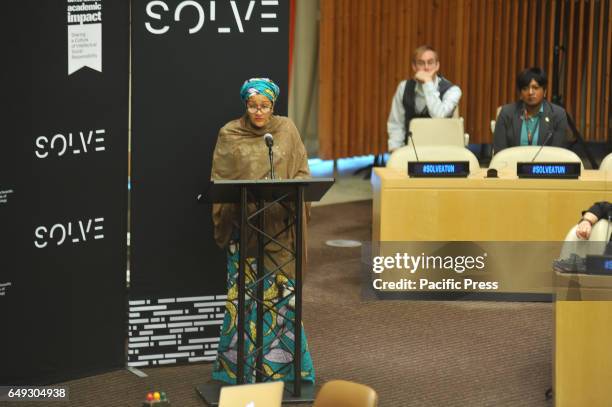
[
  {"xmin": 6, "ymin": 200, "xmax": 553, "ymax": 406},
  {"xmin": 303, "ymin": 200, "xmax": 552, "ymax": 407}
]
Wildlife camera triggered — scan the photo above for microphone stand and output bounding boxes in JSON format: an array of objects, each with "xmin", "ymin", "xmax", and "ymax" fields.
[
  {"xmin": 551, "ymin": 28, "xmax": 598, "ymax": 168},
  {"xmin": 408, "ymin": 131, "xmax": 419, "ymax": 161},
  {"xmin": 268, "ymin": 145, "xmax": 275, "ymax": 179},
  {"xmin": 564, "ymin": 113, "xmax": 598, "ymax": 169},
  {"xmin": 531, "ymin": 131, "xmax": 554, "ymax": 162}
]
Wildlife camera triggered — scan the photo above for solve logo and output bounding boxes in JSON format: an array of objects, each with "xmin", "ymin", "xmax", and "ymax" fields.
[
  {"xmin": 0, "ymin": 282, "xmax": 12, "ymax": 297},
  {"xmin": 34, "ymin": 129, "xmax": 106, "ymax": 158},
  {"xmin": 145, "ymin": 0, "xmax": 280, "ymax": 35},
  {"xmin": 34, "ymin": 217, "xmax": 105, "ymax": 248}
]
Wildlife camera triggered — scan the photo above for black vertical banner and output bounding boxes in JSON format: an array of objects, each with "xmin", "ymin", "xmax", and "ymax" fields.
[
  {"xmin": 130, "ymin": 0, "xmax": 289, "ymax": 366},
  {"xmin": 0, "ymin": 0, "xmax": 129, "ymax": 384}
]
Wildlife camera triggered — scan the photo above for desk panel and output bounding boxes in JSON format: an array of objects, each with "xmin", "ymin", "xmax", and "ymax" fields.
[
  {"xmin": 370, "ymin": 168, "xmax": 611, "ymax": 298},
  {"xmin": 555, "ymin": 300, "xmax": 612, "ymax": 406},
  {"xmin": 372, "ymin": 168, "xmax": 611, "ymax": 242}
]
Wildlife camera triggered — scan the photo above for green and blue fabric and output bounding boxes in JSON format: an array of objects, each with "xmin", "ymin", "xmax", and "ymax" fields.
[
  {"xmin": 240, "ymin": 78, "xmax": 280, "ymax": 103},
  {"xmin": 212, "ymin": 242, "xmax": 315, "ymax": 384}
]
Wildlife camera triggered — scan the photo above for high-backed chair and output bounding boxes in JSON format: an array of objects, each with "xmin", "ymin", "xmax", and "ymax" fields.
[
  {"xmin": 386, "ymin": 144, "xmax": 481, "ymax": 174},
  {"xmin": 313, "ymin": 380, "xmax": 378, "ymax": 407},
  {"xmin": 599, "ymin": 152, "xmax": 612, "ymax": 172},
  {"xmin": 408, "ymin": 118, "xmax": 469, "ymax": 147},
  {"xmin": 558, "ymin": 219, "xmax": 611, "ymax": 260},
  {"xmin": 489, "ymin": 146, "xmax": 583, "ymax": 173}
]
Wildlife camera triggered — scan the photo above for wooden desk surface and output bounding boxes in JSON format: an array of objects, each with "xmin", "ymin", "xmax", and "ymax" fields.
[
  {"xmin": 555, "ymin": 300, "xmax": 612, "ymax": 406},
  {"xmin": 372, "ymin": 168, "xmax": 611, "ymax": 242}
]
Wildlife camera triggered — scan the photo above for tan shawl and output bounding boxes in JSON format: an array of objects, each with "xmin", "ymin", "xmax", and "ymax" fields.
[{"xmin": 211, "ymin": 115, "xmax": 310, "ymax": 278}]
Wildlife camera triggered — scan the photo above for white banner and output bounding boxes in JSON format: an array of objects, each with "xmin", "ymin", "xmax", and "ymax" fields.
[
  {"xmin": 68, "ymin": 23, "xmax": 102, "ymax": 75},
  {"xmin": 67, "ymin": 0, "xmax": 103, "ymax": 75}
]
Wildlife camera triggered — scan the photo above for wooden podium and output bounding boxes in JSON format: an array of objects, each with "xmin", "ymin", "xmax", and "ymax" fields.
[
  {"xmin": 554, "ymin": 271, "xmax": 612, "ymax": 406},
  {"xmin": 196, "ymin": 178, "xmax": 334, "ymax": 406}
]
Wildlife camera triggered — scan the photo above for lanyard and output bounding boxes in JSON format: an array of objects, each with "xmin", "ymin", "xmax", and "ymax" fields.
[{"xmin": 523, "ymin": 110, "xmax": 541, "ymax": 145}]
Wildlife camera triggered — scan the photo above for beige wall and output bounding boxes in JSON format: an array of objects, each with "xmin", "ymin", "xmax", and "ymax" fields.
[{"xmin": 288, "ymin": 0, "xmax": 319, "ymax": 157}]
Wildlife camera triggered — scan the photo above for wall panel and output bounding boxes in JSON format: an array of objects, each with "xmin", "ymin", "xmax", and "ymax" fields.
[{"xmin": 319, "ymin": 0, "xmax": 612, "ymax": 159}]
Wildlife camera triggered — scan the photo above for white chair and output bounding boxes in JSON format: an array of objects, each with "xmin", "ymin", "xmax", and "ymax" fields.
[
  {"xmin": 599, "ymin": 152, "xmax": 612, "ymax": 172},
  {"xmin": 559, "ymin": 219, "xmax": 611, "ymax": 260},
  {"xmin": 489, "ymin": 146, "xmax": 583, "ymax": 173},
  {"xmin": 408, "ymin": 118, "xmax": 469, "ymax": 148},
  {"xmin": 386, "ymin": 144, "xmax": 481, "ymax": 174}
]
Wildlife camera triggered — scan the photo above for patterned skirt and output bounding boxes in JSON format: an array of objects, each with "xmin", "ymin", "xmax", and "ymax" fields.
[{"xmin": 212, "ymin": 242, "xmax": 315, "ymax": 384}]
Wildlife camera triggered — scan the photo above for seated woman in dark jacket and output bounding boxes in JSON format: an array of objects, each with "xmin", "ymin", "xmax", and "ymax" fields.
[
  {"xmin": 493, "ymin": 67, "xmax": 569, "ymax": 152},
  {"xmin": 576, "ymin": 201, "xmax": 612, "ymax": 240}
]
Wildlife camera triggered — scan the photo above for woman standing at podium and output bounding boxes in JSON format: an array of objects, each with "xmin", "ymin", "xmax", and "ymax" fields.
[{"xmin": 210, "ymin": 78, "xmax": 315, "ymax": 384}]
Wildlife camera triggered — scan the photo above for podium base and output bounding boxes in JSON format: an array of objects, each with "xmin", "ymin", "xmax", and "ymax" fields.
[{"xmin": 196, "ymin": 382, "xmax": 316, "ymax": 406}]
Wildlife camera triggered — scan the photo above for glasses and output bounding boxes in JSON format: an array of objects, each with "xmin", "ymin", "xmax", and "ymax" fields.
[
  {"xmin": 521, "ymin": 84, "xmax": 543, "ymax": 93},
  {"xmin": 247, "ymin": 104, "xmax": 272, "ymax": 114},
  {"xmin": 415, "ymin": 59, "xmax": 437, "ymax": 68}
]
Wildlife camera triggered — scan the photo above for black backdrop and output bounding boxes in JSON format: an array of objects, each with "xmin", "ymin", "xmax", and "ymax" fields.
[
  {"xmin": 131, "ymin": 0, "xmax": 290, "ymax": 298},
  {"xmin": 0, "ymin": 0, "xmax": 129, "ymax": 384}
]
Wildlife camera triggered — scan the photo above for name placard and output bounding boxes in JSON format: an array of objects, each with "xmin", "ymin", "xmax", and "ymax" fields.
[
  {"xmin": 516, "ymin": 162, "xmax": 581, "ymax": 179},
  {"xmin": 408, "ymin": 161, "xmax": 470, "ymax": 178},
  {"xmin": 586, "ymin": 255, "xmax": 612, "ymax": 275}
]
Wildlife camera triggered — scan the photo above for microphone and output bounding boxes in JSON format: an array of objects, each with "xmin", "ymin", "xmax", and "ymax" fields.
[
  {"xmin": 264, "ymin": 133, "xmax": 275, "ymax": 179},
  {"xmin": 531, "ymin": 125, "xmax": 553, "ymax": 162},
  {"xmin": 407, "ymin": 131, "xmax": 419, "ymax": 161},
  {"xmin": 264, "ymin": 133, "xmax": 274, "ymax": 148}
]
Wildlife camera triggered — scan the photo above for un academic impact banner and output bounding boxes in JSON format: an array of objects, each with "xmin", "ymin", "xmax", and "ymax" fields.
[
  {"xmin": 130, "ymin": 0, "xmax": 289, "ymax": 366},
  {"xmin": 0, "ymin": 0, "xmax": 129, "ymax": 384}
]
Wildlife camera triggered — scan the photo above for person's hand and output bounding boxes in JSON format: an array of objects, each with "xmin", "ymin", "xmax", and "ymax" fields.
[
  {"xmin": 429, "ymin": 65, "xmax": 440, "ymax": 79},
  {"xmin": 414, "ymin": 70, "xmax": 434, "ymax": 83},
  {"xmin": 576, "ymin": 219, "xmax": 593, "ymax": 240}
]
